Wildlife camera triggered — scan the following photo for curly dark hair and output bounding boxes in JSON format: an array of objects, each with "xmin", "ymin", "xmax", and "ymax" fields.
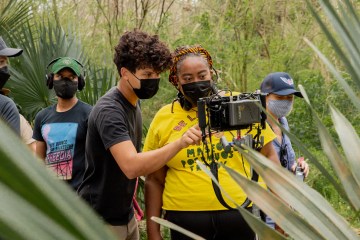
[{"xmin": 113, "ymin": 29, "xmax": 172, "ymax": 76}]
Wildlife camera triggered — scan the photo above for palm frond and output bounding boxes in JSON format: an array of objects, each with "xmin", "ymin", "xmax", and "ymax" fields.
[
  {"xmin": 257, "ymin": 102, "xmax": 347, "ymax": 202},
  {"xmin": 223, "ymin": 164, "xmax": 323, "ymax": 240},
  {"xmin": 151, "ymin": 217, "xmax": 205, "ymax": 240},
  {"xmin": 7, "ymin": 20, "xmax": 88, "ymax": 121},
  {"xmin": 0, "ymin": 0, "xmax": 32, "ymax": 36},
  {"xmin": 299, "ymin": 85, "xmax": 360, "ymax": 211},
  {"xmin": 196, "ymin": 161, "xmax": 292, "ymax": 240},
  {"xmin": 77, "ymin": 65, "xmax": 117, "ymax": 106},
  {"xmin": 330, "ymin": 105, "xmax": 360, "ymax": 188},
  {"xmin": 303, "ymin": 38, "xmax": 360, "ymax": 112},
  {"xmin": 235, "ymin": 146, "xmax": 359, "ymax": 240},
  {"xmin": 0, "ymin": 120, "xmax": 117, "ymax": 239},
  {"xmin": 307, "ymin": 0, "xmax": 360, "ymax": 89}
]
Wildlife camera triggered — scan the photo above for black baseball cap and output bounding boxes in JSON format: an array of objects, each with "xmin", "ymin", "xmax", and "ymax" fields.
[
  {"xmin": 260, "ymin": 72, "xmax": 303, "ymax": 98},
  {"xmin": 0, "ymin": 36, "xmax": 23, "ymax": 57}
]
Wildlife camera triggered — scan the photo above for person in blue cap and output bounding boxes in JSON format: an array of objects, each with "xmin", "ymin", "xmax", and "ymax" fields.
[
  {"xmin": 0, "ymin": 36, "xmax": 23, "ymax": 135},
  {"xmin": 260, "ymin": 72, "xmax": 309, "ymax": 230},
  {"xmin": 33, "ymin": 57, "xmax": 92, "ymax": 191}
]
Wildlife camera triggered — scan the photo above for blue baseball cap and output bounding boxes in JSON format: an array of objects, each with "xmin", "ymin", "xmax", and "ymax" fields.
[{"xmin": 260, "ymin": 72, "xmax": 303, "ymax": 98}]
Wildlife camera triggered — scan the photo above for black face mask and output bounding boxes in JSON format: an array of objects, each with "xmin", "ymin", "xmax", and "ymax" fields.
[
  {"xmin": 0, "ymin": 66, "xmax": 10, "ymax": 89},
  {"xmin": 133, "ymin": 78, "xmax": 160, "ymax": 99},
  {"xmin": 181, "ymin": 80, "xmax": 213, "ymax": 107},
  {"xmin": 128, "ymin": 72, "xmax": 160, "ymax": 99},
  {"xmin": 53, "ymin": 78, "xmax": 78, "ymax": 99}
]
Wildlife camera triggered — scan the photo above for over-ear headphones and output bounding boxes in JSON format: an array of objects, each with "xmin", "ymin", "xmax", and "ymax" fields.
[{"xmin": 45, "ymin": 57, "xmax": 86, "ymax": 90}]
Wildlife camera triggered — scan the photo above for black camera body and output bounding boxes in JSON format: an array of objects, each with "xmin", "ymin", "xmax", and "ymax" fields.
[{"xmin": 198, "ymin": 92, "xmax": 267, "ymax": 132}]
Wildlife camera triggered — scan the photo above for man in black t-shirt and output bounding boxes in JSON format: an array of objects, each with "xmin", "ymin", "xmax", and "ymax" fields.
[
  {"xmin": 77, "ymin": 30, "xmax": 202, "ymax": 239},
  {"xmin": 33, "ymin": 57, "xmax": 92, "ymax": 191},
  {"xmin": 0, "ymin": 36, "xmax": 22, "ymax": 134}
]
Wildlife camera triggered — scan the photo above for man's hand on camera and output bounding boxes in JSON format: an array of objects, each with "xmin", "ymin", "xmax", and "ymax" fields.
[{"xmin": 180, "ymin": 125, "xmax": 202, "ymax": 148}]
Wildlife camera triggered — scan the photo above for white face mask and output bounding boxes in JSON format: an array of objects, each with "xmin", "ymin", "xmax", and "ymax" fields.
[{"xmin": 267, "ymin": 99, "xmax": 293, "ymax": 118}]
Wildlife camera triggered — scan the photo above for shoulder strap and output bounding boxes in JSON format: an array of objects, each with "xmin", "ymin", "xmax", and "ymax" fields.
[
  {"xmin": 210, "ymin": 162, "xmax": 235, "ymax": 209},
  {"xmin": 210, "ymin": 161, "xmax": 259, "ymax": 210}
]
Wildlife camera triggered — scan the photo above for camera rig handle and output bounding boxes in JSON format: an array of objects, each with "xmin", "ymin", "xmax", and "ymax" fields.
[{"xmin": 197, "ymin": 98, "xmax": 207, "ymax": 142}]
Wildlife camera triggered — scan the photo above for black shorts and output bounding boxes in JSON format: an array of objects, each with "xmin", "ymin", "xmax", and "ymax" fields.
[{"xmin": 165, "ymin": 208, "xmax": 255, "ymax": 240}]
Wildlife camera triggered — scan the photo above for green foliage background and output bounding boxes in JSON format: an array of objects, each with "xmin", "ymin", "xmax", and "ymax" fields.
[{"xmin": 1, "ymin": 0, "xmax": 359, "ymax": 238}]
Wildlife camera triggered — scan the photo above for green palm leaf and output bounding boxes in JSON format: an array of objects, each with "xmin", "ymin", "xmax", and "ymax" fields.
[
  {"xmin": 0, "ymin": 120, "xmax": 116, "ymax": 239},
  {"xmin": 7, "ymin": 20, "xmax": 85, "ymax": 120},
  {"xmin": 330, "ymin": 105, "xmax": 360, "ymax": 188},
  {"xmin": 77, "ymin": 65, "xmax": 117, "ymax": 106},
  {"xmin": 299, "ymin": 85, "xmax": 360, "ymax": 210},
  {"xmin": 257, "ymin": 102, "xmax": 347, "ymax": 202},
  {"xmin": 0, "ymin": 0, "xmax": 32, "ymax": 35},
  {"xmin": 196, "ymin": 161, "xmax": 288, "ymax": 240},
  {"xmin": 303, "ymin": 38, "xmax": 360, "ymax": 112},
  {"xmin": 307, "ymin": 0, "xmax": 360, "ymax": 89},
  {"xmin": 222, "ymin": 164, "xmax": 322, "ymax": 240},
  {"xmin": 7, "ymin": 20, "xmax": 117, "ymax": 119},
  {"xmin": 234, "ymin": 146, "xmax": 359, "ymax": 240},
  {"xmin": 151, "ymin": 217, "xmax": 205, "ymax": 240}
]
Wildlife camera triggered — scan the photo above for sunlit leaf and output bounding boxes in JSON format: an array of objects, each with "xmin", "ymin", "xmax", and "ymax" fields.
[
  {"xmin": 197, "ymin": 161, "xmax": 288, "ymax": 240},
  {"xmin": 222, "ymin": 164, "xmax": 322, "ymax": 240},
  {"xmin": 256, "ymin": 100, "xmax": 346, "ymax": 202},
  {"xmin": 236, "ymin": 206, "xmax": 288, "ymax": 240},
  {"xmin": 330, "ymin": 105, "xmax": 360, "ymax": 188},
  {"xmin": 303, "ymin": 38, "xmax": 360, "ymax": 112},
  {"xmin": 0, "ymin": 182, "xmax": 75, "ymax": 240},
  {"xmin": 0, "ymin": 120, "xmax": 116, "ymax": 239},
  {"xmin": 298, "ymin": 85, "xmax": 360, "ymax": 211},
  {"xmin": 306, "ymin": 0, "xmax": 360, "ymax": 89},
  {"xmin": 235, "ymin": 146, "xmax": 359, "ymax": 240},
  {"xmin": 151, "ymin": 217, "xmax": 205, "ymax": 240}
]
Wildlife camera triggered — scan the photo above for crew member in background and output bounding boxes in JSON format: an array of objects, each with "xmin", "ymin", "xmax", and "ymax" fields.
[
  {"xmin": 33, "ymin": 57, "xmax": 92, "ymax": 191},
  {"xmin": 0, "ymin": 88, "xmax": 36, "ymax": 151},
  {"xmin": 260, "ymin": 72, "xmax": 310, "ymax": 230},
  {"xmin": 0, "ymin": 36, "xmax": 22, "ymax": 134}
]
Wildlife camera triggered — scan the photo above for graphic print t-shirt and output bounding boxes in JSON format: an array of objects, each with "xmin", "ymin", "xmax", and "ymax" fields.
[
  {"xmin": 33, "ymin": 100, "xmax": 92, "ymax": 190},
  {"xmin": 42, "ymin": 122, "xmax": 77, "ymax": 180}
]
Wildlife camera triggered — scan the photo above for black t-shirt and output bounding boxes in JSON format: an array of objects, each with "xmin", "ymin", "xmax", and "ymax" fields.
[
  {"xmin": 0, "ymin": 94, "xmax": 20, "ymax": 135},
  {"xmin": 33, "ymin": 100, "xmax": 92, "ymax": 190},
  {"xmin": 78, "ymin": 87, "xmax": 141, "ymax": 226}
]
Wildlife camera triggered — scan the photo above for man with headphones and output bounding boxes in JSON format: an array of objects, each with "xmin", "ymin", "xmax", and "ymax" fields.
[{"xmin": 33, "ymin": 57, "xmax": 92, "ymax": 191}]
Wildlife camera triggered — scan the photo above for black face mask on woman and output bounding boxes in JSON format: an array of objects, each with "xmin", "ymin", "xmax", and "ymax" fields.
[
  {"xmin": 0, "ymin": 66, "xmax": 10, "ymax": 89},
  {"xmin": 181, "ymin": 80, "xmax": 213, "ymax": 107},
  {"xmin": 53, "ymin": 78, "xmax": 78, "ymax": 99}
]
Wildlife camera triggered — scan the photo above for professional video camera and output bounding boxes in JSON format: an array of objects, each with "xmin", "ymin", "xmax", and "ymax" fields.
[
  {"xmin": 197, "ymin": 92, "xmax": 267, "ymax": 132},
  {"xmin": 197, "ymin": 91, "xmax": 267, "ymax": 210}
]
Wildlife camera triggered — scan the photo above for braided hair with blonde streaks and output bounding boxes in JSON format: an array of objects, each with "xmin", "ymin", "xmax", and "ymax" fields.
[{"xmin": 169, "ymin": 45, "xmax": 213, "ymax": 87}]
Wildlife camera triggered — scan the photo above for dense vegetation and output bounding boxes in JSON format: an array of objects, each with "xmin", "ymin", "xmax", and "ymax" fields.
[{"xmin": 0, "ymin": 0, "xmax": 359, "ymax": 239}]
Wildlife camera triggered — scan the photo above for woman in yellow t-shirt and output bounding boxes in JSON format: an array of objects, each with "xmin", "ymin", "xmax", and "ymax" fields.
[{"xmin": 144, "ymin": 45, "xmax": 280, "ymax": 240}]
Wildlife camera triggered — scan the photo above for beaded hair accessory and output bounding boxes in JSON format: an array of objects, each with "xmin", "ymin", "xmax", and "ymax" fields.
[{"xmin": 168, "ymin": 45, "xmax": 213, "ymax": 87}]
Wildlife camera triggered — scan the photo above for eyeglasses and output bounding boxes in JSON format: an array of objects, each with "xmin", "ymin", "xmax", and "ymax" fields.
[{"xmin": 279, "ymin": 144, "xmax": 288, "ymax": 168}]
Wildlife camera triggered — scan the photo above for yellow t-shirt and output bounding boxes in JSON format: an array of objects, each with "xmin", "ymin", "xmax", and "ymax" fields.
[{"xmin": 143, "ymin": 101, "xmax": 276, "ymax": 211}]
